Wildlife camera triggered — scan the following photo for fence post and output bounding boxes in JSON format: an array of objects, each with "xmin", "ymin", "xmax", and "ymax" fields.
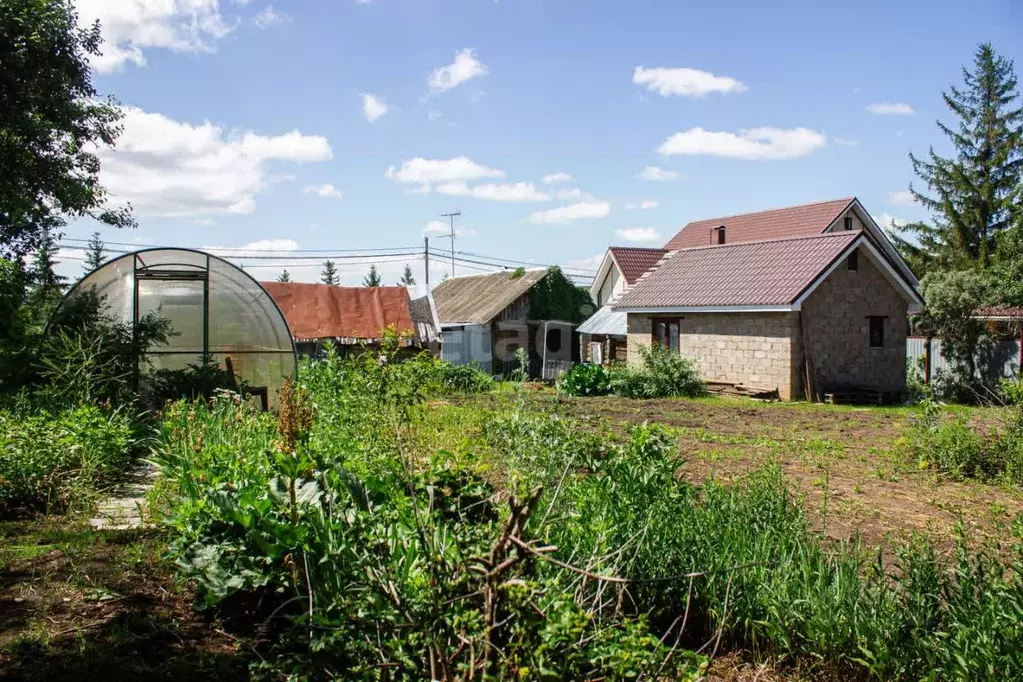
[{"xmin": 924, "ymin": 337, "xmax": 932, "ymax": 384}]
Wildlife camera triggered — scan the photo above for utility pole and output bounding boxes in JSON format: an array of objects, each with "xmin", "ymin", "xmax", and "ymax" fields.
[
  {"xmin": 424, "ymin": 236, "xmax": 430, "ymax": 288},
  {"xmin": 440, "ymin": 211, "xmax": 460, "ymax": 277}
]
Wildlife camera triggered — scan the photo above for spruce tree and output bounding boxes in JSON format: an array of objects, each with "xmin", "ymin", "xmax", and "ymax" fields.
[
  {"xmin": 27, "ymin": 227, "xmax": 66, "ymax": 325},
  {"xmin": 278, "ymin": 269, "xmax": 291, "ymax": 283},
  {"xmin": 399, "ymin": 263, "xmax": 416, "ymax": 286},
  {"xmin": 320, "ymin": 260, "xmax": 339, "ymax": 286},
  {"xmin": 84, "ymin": 231, "xmax": 104, "ymax": 271},
  {"xmin": 894, "ymin": 43, "xmax": 1023, "ymax": 275},
  {"xmin": 363, "ymin": 264, "xmax": 382, "ymax": 287}
]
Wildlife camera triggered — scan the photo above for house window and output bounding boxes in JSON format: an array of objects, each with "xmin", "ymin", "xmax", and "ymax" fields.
[
  {"xmin": 589, "ymin": 341, "xmax": 603, "ymax": 365},
  {"xmin": 844, "ymin": 216, "xmax": 854, "ymax": 231},
  {"xmin": 652, "ymin": 318, "xmax": 680, "ymax": 352},
  {"xmin": 847, "ymin": 249, "xmax": 859, "ymax": 271},
  {"xmin": 716, "ymin": 226, "xmax": 726, "ymax": 244},
  {"xmin": 868, "ymin": 316, "xmax": 885, "ymax": 348}
]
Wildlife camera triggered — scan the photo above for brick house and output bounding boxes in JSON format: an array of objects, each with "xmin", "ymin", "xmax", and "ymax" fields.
[{"xmin": 612, "ymin": 198, "xmax": 923, "ymax": 401}]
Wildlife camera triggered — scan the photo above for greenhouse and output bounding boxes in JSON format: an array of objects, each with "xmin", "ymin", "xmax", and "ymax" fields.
[{"xmin": 52, "ymin": 248, "xmax": 296, "ymax": 408}]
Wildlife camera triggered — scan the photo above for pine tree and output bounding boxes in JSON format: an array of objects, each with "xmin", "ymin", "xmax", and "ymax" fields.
[
  {"xmin": 27, "ymin": 227, "xmax": 66, "ymax": 324},
  {"xmin": 320, "ymin": 260, "xmax": 339, "ymax": 286},
  {"xmin": 278, "ymin": 269, "xmax": 291, "ymax": 283},
  {"xmin": 84, "ymin": 231, "xmax": 104, "ymax": 271},
  {"xmin": 363, "ymin": 264, "xmax": 382, "ymax": 287},
  {"xmin": 399, "ymin": 263, "xmax": 416, "ymax": 286},
  {"xmin": 893, "ymin": 43, "xmax": 1023, "ymax": 275}
]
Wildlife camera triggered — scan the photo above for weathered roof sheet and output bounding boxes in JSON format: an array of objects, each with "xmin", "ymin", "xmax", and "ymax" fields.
[
  {"xmin": 608, "ymin": 247, "xmax": 668, "ymax": 285},
  {"xmin": 262, "ymin": 282, "xmax": 416, "ymax": 342},
  {"xmin": 432, "ymin": 269, "xmax": 548, "ymax": 325},
  {"xmin": 409, "ymin": 293, "xmax": 441, "ymax": 343},
  {"xmin": 974, "ymin": 306, "xmax": 1023, "ymax": 320},
  {"xmin": 615, "ymin": 232, "xmax": 859, "ymax": 308},
  {"xmin": 664, "ymin": 197, "xmax": 854, "ymax": 250},
  {"xmin": 577, "ymin": 303, "xmax": 627, "ymax": 336}
]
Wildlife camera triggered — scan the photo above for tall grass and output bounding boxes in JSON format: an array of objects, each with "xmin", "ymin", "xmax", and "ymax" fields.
[{"xmin": 152, "ymin": 347, "xmax": 1023, "ymax": 680}]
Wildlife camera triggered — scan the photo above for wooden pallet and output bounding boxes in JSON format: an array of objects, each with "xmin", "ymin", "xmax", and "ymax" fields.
[
  {"xmin": 823, "ymin": 388, "xmax": 902, "ymax": 406},
  {"xmin": 706, "ymin": 381, "xmax": 780, "ymax": 401}
]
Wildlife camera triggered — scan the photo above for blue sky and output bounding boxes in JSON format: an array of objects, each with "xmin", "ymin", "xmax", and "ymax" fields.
[{"xmin": 62, "ymin": 0, "xmax": 1022, "ymax": 289}]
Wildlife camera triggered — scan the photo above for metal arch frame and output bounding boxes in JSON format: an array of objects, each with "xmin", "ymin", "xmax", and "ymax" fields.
[{"xmin": 44, "ymin": 246, "xmax": 299, "ymax": 391}]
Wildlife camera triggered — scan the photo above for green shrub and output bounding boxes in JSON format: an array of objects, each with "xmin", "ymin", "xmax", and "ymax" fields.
[
  {"xmin": 0, "ymin": 405, "xmax": 139, "ymax": 518},
  {"xmin": 608, "ymin": 344, "xmax": 704, "ymax": 399},
  {"xmin": 438, "ymin": 361, "xmax": 494, "ymax": 394},
  {"xmin": 558, "ymin": 362, "xmax": 611, "ymax": 396},
  {"xmin": 1003, "ymin": 377, "xmax": 1023, "ymax": 406},
  {"xmin": 146, "ymin": 356, "xmax": 245, "ymax": 406}
]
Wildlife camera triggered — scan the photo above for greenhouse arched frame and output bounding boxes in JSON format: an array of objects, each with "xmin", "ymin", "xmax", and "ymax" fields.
[{"xmin": 50, "ymin": 247, "xmax": 297, "ymax": 409}]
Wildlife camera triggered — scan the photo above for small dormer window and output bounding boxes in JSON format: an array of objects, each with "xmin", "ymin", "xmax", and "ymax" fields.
[
  {"xmin": 716, "ymin": 226, "xmax": 726, "ymax": 244},
  {"xmin": 844, "ymin": 216, "xmax": 854, "ymax": 231}
]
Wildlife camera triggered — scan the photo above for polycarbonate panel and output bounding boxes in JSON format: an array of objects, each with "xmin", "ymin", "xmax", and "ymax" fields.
[
  {"xmin": 137, "ymin": 279, "xmax": 205, "ymax": 352},
  {"xmin": 208, "ymin": 258, "xmax": 293, "ymax": 353},
  {"xmin": 51, "ymin": 248, "xmax": 295, "ymax": 410}
]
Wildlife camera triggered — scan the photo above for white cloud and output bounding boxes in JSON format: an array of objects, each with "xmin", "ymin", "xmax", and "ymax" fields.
[
  {"xmin": 202, "ymin": 238, "xmax": 300, "ymax": 257},
  {"xmin": 873, "ymin": 213, "xmax": 907, "ymax": 229},
  {"xmin": 74, "ymin": 0, "xmax": 232, "ymax": 73},
  {"xmin": 543, "ymin": 172, "xmax": 572, "ymax": 184},
  {"xmin": 615, "ymin": 227, "xmax": 661, "ymax": 243},
  {"xmin": 194, "ymin": 217, "xmax": 217, "ymax": 226},
  {"xmin": 632, "ymin": 66, "xmax": 748, "ymax": 98},
  {"xmin": 436, "ymin": 182, "xmax": 550, "ymax": 202},
  {"xmin": 625, "ymin": 199, "xmax": 658, "ymax": 210},
  {"xmin": 386, "ymin": 157, "xmax": 504, "ymax": 191},
  {"xmin": 94, "ymin": 106, "xmax": 332, "ymax": 217},
  {"xmin": 834, "ymin": 137, "xmax": 859, "ymax": 147},
  {"xmin": 657, "ymin": 126, "xmax": 826, "ymax": 160},
  {"xmin": 427, "ymin": 111, "xmax": 443, "ymax": 121},
  {"xmin": 867, "ymin": 102, "xmax": 915, "ymax": 115},
  {"xmin": 888, "ymin": 190, "xmax": 915, "ymax": 206},
  {"xmin": 253, "ymin": 5, "xmax": 283, "ymax": 28},
  {"xmin": 303, "ymin": 183, "xmax": 343, "ymax": 199},
  {"xmin": 428, "ymin": 48, "xmax": 487, "ymax": 94},
  {"xmin": 423, "ymin": 220, "xmax": 476, "ymax": 237},
  {"xmin": 554, "ymin": 188, "xmax": 593, "ymax": 201},
  {"xmin": 529, "ymin": 201, "xmax": 611, "ymax": 225},
  {"xmin": 361, "ymin": 93, "xmax": 388, "ymax": 122},
  {"xmin": 638, "ymin": 166, "xmax": 681, "ymax": 181}
]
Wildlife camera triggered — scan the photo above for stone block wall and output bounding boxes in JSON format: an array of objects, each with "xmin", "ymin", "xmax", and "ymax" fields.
[
  {"xmin": 676, "ymin": 312, "xmax": 801, "ymax": 400},
  {"xmin": 798, "ymin": 247, "xmax": 908, "ymax": 393},
  {"xmin": 626, "ymin": 314, "xmax": 652, "ymax": 367}
]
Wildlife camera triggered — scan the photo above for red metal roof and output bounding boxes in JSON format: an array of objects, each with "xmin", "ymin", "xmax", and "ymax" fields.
[
  {"xmin": 614, "ymin": 232, "xmax": 859, "ymax": 308},
  {"xmin": 608, "ymin": 247, "xmax": 668, "ymax": 285},
  {"xmin": 664, "ymin": 197, "xmax": 855, "ymax": 250},
  {"xmin": 262, "ymin": 282, "xmax": 416, "ymax": 342}
]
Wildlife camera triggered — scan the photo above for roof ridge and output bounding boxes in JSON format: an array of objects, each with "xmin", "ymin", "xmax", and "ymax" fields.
[
  {"xmin": 673, "ymin": 230, "xmax": 858, "ymax": 253},
  {"xmin": 680, "ymin": 196, "xmax": 855, "ymax": 228},
  {"xmin": 608, "ymin": 245, "xmax": 668, "ymax": 253}
]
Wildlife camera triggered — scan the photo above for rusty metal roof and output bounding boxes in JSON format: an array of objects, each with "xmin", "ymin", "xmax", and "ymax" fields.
[
  {"xmin": 608, "ymin": 247, "xmax": 668, "ymax": 284},
  {"xmin": 664, "ymin": 197, "xmax": 854, "ymax": 250},
  {"xmin": 262, "ymin": 281, "xmax": 417, "ymax": 343},
  {"xmin": 432, "ymin": 269, "xmax": 548, "ymax": 325},
  {"xmin": 615, "ymin": 232, "xmax": 859, "ymax": 309}
]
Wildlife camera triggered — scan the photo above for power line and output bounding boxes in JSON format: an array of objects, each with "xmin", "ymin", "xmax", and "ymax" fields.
[{"xmin": 58, "ymin": 236, "xmax": 424, "ymax": 254}]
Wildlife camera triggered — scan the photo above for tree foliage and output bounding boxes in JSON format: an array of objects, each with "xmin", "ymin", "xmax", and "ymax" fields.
[
  {"xmin": 399, "ymin": 263, "xmax": 416, "ymax": 286},
  {"xmin": 893, "ymin": 43, "xmax": 1022, "ymax": 275},
  {"xmin": 528, "ymin": 267, "xmax": 593, "ymax": 323},
  {"xmin": 84, "ymin": 231, "xmax": 104, "ymax": 271},
  {"xmin": 277, "ymin": 269, "xmax": 291, "ymax": 283},
  {"xmin": 0, "ymin": 0, "xmax": 134, "ymax": 257},
  {"xmin": 362, "ymin": 264, "xmax": 381, "ymax": 287},
  {"xmin": 320, "ymin": 260, "xmax": 339, "ymax": 286}
]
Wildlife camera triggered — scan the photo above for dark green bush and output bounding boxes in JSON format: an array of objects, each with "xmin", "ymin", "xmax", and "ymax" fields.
[
  {"xmin": 609, "ymin": 344, "xmax": 704, "ymax": 398},
  {"xmin": 146, "ymin": 356, "xmax": 245, "ymax": 406},
  {"xmin": 438, "ymin": 361, "xmax": 494, "ymax": 394},
  {"xmin": 558, "ymin": 362, "xmax": 611, "ymax": 396},
  {"xmin": 0, "ymin": 405, "xmax": 139, "ymax": 518}
]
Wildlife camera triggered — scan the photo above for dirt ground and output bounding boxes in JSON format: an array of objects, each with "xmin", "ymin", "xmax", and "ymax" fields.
[
  {"xmin": 0, "ymin": 520, "xmax": 250, "ymax": 681},
  {"xmin": 525, "ymin": 393, "xmax": 1023, "ymax": 549}
]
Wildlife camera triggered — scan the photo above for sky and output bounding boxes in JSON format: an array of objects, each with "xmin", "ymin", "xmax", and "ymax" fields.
[{"xmin": 59, "ymin": 0, "xmax": 1023, "ymax": 291}]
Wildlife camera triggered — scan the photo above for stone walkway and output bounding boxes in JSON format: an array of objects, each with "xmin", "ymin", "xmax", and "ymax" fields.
[{"xmin": 89, "ymin": 461, "xmax": 159, "ymax": 530}]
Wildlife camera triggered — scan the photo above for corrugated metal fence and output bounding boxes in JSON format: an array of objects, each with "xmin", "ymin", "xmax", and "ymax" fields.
[{"xmin": 907, "ymin": 337, "xmax": 1021, "ymax": 379}]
